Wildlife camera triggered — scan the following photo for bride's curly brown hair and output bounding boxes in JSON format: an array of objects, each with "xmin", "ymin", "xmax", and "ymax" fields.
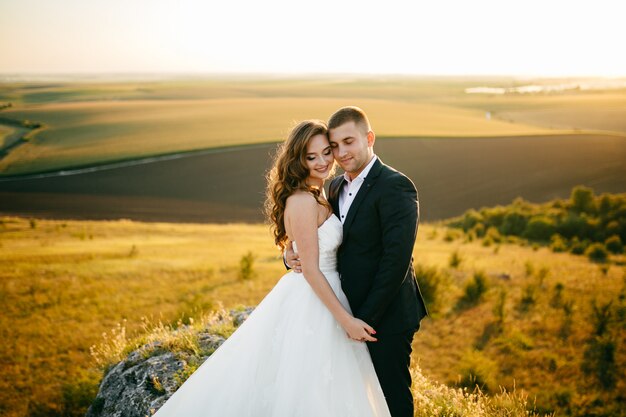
[{"xmin": 265, "ymin": 119, "xmax": 333, "ymax": 250}]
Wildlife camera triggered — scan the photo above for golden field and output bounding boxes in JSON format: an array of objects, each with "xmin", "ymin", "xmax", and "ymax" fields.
[
  {"xmin": 1, "ymin": 77, "xmax": 625, "ymax": 416},
  {"xmin": 0, "ymin": 97, "xmax": 549, "ymax": 176},
  {"xmin": 4, "ymin": 77, "xmax": 625, "ymax": 176},
  {"xmin": 1, "ymin": 214, "xmax": 624, "ymax": 416}
]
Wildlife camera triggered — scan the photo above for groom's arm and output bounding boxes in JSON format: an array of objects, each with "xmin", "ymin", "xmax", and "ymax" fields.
[
  {"xmin": 355, "ymin": 174, "xmax": 419, "ymax": 327},
  {"xmin": 283, "ymin": 241, "xmax": 302, "ymax": 272}
]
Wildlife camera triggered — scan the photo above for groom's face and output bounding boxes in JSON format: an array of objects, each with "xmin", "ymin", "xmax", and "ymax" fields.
[{"xmin": 329, "ymin": 121, "xmax": 375, "ymax": 180}]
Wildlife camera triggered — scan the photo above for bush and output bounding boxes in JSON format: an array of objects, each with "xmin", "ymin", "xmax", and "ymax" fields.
[
  {"xmin": 523, "ymin": 216, "xmax": 555, "ymax": 241},
  {"xmin": 457, "ymin": 350, "xmax": 499, "ymax": 393},
  {"xmin": 604, "ymin": 235, "xmax": 623, "ymax": 254},
  {"xmin": 414, "ymin": 263, "xmax": 449, "ymax": 314},
  {"xmin": 559, "ymin": 300, "xmax": 574, "ymax": 341},
  {"xmin": 471, "ymin": 222, "xmax": 486, "ymax": 238},
  {"xmin": 569, "ymin": 237, "xmax": 588, "ymax": 255},
  {"xmin": 486, "ymin": 226, "xmax": 502, "ymax": 243},
  {"xmin": 444, "ymin": 229, "xmax": 461, "ymax": 242},
  {"xmin": 493, "ymin": 288, "xmax": 507, "ymax": 325},
  {"xmin": 449, "ymin": 249, "xmax": 462, "ymax": 269},
  {"xmin": 570, "ymin": 185, "xmax": 596, "ymax": 214},
  {"xmin": 501, "ymin": 210, "xmax": 528, "ymax": 236},
  {"xmin": 585, "ymin": 243, "xmax": 608, "ymax": 263},
  {"xmin": 590, "ymin": 300, "xmax": 613, "ymax": 337},
  {"xmin": 458, "ymin": 271, "xmax": 489, "ymax": 308},
  {"xmin": 60, "ymin": 377, "xmax": 100, "ymax": 417},
  {"xmin": 518, "ymin": 284, "xmax": 537, "ymax": 312},
  {"xmin": 550, "ymin": 282, "xmax": 565, "ymax": 308},
  {"xmin": 460, "ymin": 209, "xmax": 483, "ymax": 232},
  {"xmin": 238, "ymin": 251, "xmax": 256, "ymax": 280},
  {"xmin": 550, "ymin": 234, "xmax": 568, "ymax": 252},
  {"xmin": 582, "ymin": 335, "xmax": 617, "ymax": 390},
  {"xmin": 556, "ymin": 212, "xmax": 594, "ymax": 241}
]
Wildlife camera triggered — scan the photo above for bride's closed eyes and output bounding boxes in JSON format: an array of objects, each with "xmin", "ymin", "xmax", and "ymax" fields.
[{"xmin": 306, "ymin": 147, "xmax": 332, "ymax": 161}]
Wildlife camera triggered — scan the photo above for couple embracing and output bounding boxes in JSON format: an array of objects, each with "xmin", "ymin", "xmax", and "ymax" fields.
[{"xmin": 152, "ymin": 106, "xmax": 428, "ymax": 417}]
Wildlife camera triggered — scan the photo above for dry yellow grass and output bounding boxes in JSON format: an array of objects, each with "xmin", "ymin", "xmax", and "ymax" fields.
[
  {"xmin": 2, "ymin": 215, "xmax": 623, "ymax": 416},
  {"xmin": 446, "ymin": 91, "xmax": 626, "ymax": 135},
  {"xmin": 0, "ymin": 96, "xmax": 554, "ymax": 175},
  {"xmin": 0, "ymin": 216, "xmax": 284, "ymax": 416}
]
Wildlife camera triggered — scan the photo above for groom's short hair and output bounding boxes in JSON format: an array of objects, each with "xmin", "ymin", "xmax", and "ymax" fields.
[{"xmin": 328, "ymin": 106, "xmax": 371, "ymax": 135}]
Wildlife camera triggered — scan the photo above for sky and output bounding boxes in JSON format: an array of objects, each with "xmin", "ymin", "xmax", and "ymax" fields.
[{"xmin": 1, "ymin": 0, "xmax": 625, "ymax": 77}]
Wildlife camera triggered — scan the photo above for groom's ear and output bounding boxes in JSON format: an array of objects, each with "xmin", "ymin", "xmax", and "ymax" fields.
[{"xmin": 367, "ymin": 130, "xmax": 376, "ymax": 147}]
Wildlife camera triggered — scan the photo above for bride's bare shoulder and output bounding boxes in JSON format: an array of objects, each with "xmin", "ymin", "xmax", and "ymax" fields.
[{"xmin": 286, "ymin": 191, "xmax": 317, "ymax": 208}]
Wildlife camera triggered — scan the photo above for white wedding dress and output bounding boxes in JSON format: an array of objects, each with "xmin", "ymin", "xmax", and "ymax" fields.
[{"xmin": 152, "ymin": 214, "xmax": 391, "ymax": 417}]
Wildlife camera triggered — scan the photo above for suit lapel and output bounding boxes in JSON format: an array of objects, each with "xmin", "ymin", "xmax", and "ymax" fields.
[{"xmin": 342, "ymin": 158, "xmax": 384, "ymax": 234}]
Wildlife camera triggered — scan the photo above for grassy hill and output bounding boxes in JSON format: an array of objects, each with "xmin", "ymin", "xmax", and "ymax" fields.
[
  {"xmin": 1, "ymin": 188, "xmax": 625, "ymax": 416},
  {"xmin": 3, "ymin": 76, "xmax": 624, "ymax": 176}
]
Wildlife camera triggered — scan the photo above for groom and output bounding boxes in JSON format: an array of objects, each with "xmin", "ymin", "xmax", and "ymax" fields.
[{"xmin": 288, "ymin": 106, "xmax": 428, "ymax": 417}]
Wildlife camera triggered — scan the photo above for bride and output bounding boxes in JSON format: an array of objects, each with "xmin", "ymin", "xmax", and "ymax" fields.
[{"xmin": 151, "ymin": 120, "xmax": 391, "ymax": 417}]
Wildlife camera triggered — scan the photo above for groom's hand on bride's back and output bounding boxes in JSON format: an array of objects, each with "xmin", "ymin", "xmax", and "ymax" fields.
[{"xmin": 283, "ymin": 241, "xmax": 302, "ymax": 273}]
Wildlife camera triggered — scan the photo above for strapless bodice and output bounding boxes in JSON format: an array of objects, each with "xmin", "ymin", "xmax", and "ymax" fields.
[{"xmin": 292, "ymin": 214, "xmax": 342, "ymax": 274}]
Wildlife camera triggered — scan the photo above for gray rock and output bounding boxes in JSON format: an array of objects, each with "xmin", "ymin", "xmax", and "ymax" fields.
[{"xmin": 86, "ymin": 307, "xmax": 253, "ymax": 417}]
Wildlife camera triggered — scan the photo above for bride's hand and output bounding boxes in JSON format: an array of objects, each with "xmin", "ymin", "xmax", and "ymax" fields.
[{"xmin": 342, "ymin": 317, "xmax": 377, "ymax": 342}]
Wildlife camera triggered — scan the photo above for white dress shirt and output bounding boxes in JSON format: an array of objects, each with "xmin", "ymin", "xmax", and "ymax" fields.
[{"xmin": 338, "ymin": 155, "xmax": 378, "ymax": 224}]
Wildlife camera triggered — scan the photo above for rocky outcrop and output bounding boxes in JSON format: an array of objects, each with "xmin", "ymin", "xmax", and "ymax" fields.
[{"xmin": 86, "ymin": 308, "xmax": 253, "ymax": 417}]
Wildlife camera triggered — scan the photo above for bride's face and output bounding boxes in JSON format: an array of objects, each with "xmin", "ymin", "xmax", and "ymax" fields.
[{"xmin": 305, "ymin": 134, "xmax": 334, "ymax": 182}]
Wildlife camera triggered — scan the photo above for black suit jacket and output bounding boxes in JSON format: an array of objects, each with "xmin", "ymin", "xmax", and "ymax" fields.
[{"xmin": 329, "ymin": 157, "xmax": 428, "ymax": 334}]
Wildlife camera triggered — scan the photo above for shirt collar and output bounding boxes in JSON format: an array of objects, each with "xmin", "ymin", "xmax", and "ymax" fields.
[{"xmin": 343, "ymin": 154, "xmax": 378, "ymax": 184}]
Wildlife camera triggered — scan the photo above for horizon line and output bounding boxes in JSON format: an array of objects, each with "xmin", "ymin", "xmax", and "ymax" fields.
[{"xmin": 2, "ymin": 71, "xmax": 626, "ymax": 82}]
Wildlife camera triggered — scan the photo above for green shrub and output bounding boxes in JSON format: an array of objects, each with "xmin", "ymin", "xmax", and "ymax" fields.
[
  {"xmin": 486, "ymin": 226, "xmax": 502, "ymax": 243},
  {"xmin": 556, "ymin": 212, "xmax": 593, "ymax": 241},
  {"xmin": 604, "ymin": 235, "xmax": 623, "ymax": 254},
  {"xmin": 605, "ymin": 220, "xmax": 620, "ymax": 237},
  {"xmin": 582, "ymin": 335, "xmax": 617, "ymax": 390},
  {"xmin": 550, "ymin": 234, "xmax": 568, "ymax": 252},
  {"xmin": 569, "ymin": 237, "xmax": 588, "ymax": 255},
  {"xmin": 518, "ymin": 283, "xmax": 537, "ymax": 312},
  {"xmin": 460, "ymin": 209, "xmax": 483, "ymax": 232},
  {"xmin": 471, "ymin": 222, "xmax": 486, "ymax": 238},
  {"xmin": 500, "ymin": 211, "xmax": 528, "ymax": 236},
  {"xmin": 443, "ymin": 229, "xmax": 461, "ymax": 242},
  {"xmin": 458, "ymin": 271, "xmax": 489, "ymax": 308},
  {"xmin": 238, "ymin": 251, "xmax": 256, "ymax": 280},
  {"xmin": 523, "ymin": 216, "xmax": 555, "ymax": 241},
  {"xmin": 590, "ymin": 300, "xmax": 613, "ymax": 337},
  {"xmin": 457, "ymin": 350, "xmax": 498, "ymax": 393},
  {"xmin": 550, "ymin": 282, "xmax": 565, "ymax": 308},
  {"xmin": 570, "ymin": 185, "xmax": 596, "ymax": 214},
  {"xmin": 449, "ymin": 249, "xmax": 462, "ymax": 269},
  {"xmin": 497, "ymin": 330, "xmax": 534, "ymax": 351},
  {"xmin": 414, "ymin": 263, "xmax": 449, "ymax": 314},
  {"xmin": 559, "ymin": 300, "xmax": 574, "ymax": 341},
  {"xmin": 493, "ymin": 288, "xmax": 507, "ymax": 325},
  {"xmin": 585, "ymin": 243, "xmax": 608, "ymax": 263}
]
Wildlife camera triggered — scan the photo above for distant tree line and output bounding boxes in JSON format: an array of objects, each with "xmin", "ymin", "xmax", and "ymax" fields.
[{"xmin": 446, "ymin": 186, "xmax": 626, "ymax": 261}]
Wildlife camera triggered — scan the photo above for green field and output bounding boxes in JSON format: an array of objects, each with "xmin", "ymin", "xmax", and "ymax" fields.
[{"xmin": 4, "ymin": 77, "xmax": 624, "ymax": 176}]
